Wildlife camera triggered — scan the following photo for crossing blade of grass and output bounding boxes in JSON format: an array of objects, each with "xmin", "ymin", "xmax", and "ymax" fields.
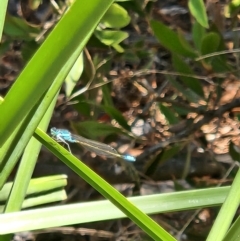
[
  {"xmin": 0, "ymin": 186, "xmax": 230, "ymax": 234},
  {"xmin": 34, "ymin": 128, "xmax": 176, "ymax": 241},
  {"xmin": 206, "ymin": 168, "xmax": 240, "ymax": 241},
  {"xmin": 223, "ymin": 215, "xmax": 240, "ymax": 241},
  {"xmin": 0, "ymin": 0, "xmax": 114, "ymax": 145}
]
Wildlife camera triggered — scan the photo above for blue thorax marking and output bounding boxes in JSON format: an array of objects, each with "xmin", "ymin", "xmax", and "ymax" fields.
[{"xmin": 51, "ymin": 128, "xmax": 76, "ymax": 143}]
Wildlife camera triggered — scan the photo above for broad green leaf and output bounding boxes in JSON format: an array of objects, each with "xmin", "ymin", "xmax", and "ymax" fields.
[
  {"xmin": 225, "ymin": 0, "xmax": 240, "ymax": 17},
  {"xmin": 145, "ymin": 144, "xmax": 183, "ymax": 176},
  {"xmin": 87, "ymin": 34, "xmax": 109, "ymax": 49},
  {"xmin": 200, "ymin": 32, "xmax": 220, "ymax": 55},
  {"xmin": 71, "ymin": 99, "xmax": 92, "ymax": 118},
  {"xmin": 150, "ymin": 20, "xmax": 197, "ymax": 58},
  {"xmin": 168, "ymin": 76, "xmax": 200, "ymax": 103},
  {"xmin": 210, "ymin": 24, "xmax": 228, "ymax": 58},
  {"xmin": 101, "ymin": 3, "xmax": 130, "ymax": 28},
  {"xmin": 95, "ymin": 29, "xmax": 128, "ymax": 52},
  {"xmin": 188, "ymin": 0, "xmax": 209, "ymax": 28},
  {"xmin": 3, "ymin": 14, "xmax": 40, "ymax": 40},
  {"xmin": 178, "ymin": 29, "xmax": 200, "ymax": 59},
  {"xmin": 102, "ymin": 81, "xmax": 114, "ymax": 106},
  {"xmin": 72, "ymin": 121, "xmax": 124, "ymax": 139},
  {"xmin": 112, "ymin": 43, "xmax": 124, "ymax": 52},
  {"xmin": 101, "ymin": 105, "xmax": 131, "ymax": 131},
  {"xmin": 118, "ymin": 1, "xmax": 145, "ymax": 17},
  {"xmin": 158, "ymin": 144, "xmax": 184, "ymax": 163},
  {"xmin": 74, "ymin": 98, "xmax": 131, "ymax": 132},
  {"xmin": 199, "ymin": 32, "xmax": 231, "ymax": 72},
  {"xmin": 68, "ymin": 51, "xmax": 96, "ymax": 100},
  {"xmin": 198, "ymin": 26, "xmax": 231, "ymax": 73},
  {"xmin": 122, "ymin": 50, "xmax": 140, "ymax": 64},
  {"xmin": 172, "ymin": 54, "xmax": 205, "ymax": 98},
  {"xmin": 192, "ymin": 21, "xmax": 206, "ymax": 50},
  {"xmin": 211, "ymin": 57, "xmax": 232, "ymax": 73},
  {"xmin": 158, "ymin": 103, "xmax": 180, "ymax": 125},
  {"xmin": 65, "ymin": 52, "xmax": 84, "ymax": 97},
  {"xmin": 172, "ymin": 105, "xmax": 190, "ymax": 116}
]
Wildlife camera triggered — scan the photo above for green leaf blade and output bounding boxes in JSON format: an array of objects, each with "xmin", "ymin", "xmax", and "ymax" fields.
[
  {"xmin": 150, "ymin": 20, "xmax": 197, "ymax": 58},
  {"xmin": 188, "ymin": 0, "xmax": 209, "ymax": 28}
]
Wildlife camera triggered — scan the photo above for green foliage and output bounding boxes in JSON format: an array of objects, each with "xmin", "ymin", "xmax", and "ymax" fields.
[
  {"xmin": 225, "ymin": 0, "xmax": 240, "ymax": 17},
  {"xmin": 72, "ymin": 121, "xmax": 125, "ymax": 139},
  {"xmin": 159, "ymin": 103, "xmax": 180, "ymax": 125},
  {"xmin": 144, "ymin": 144, "xmax": 183, "ymax": 177},
  {"xmin": 150, "ymin": 20, "xmax": 197, "ymax": 58},
  {"xmin": 192, "ymin": 21, "xmax": 206, "ymax": 50},
  {"xmin": 168, "ymin": 77, "xmax": 201, "ymax": 103},
  {"xmin": 188, "ymin": 0, "xmax": 209, "ymax": 28},
  {"xmin": 65, "ymin": 52, "xmax": 84, "ymax": 97},
  {"xmin": 100, "ymin": 105, "xmax": 131, "ymax": 131},
  {"xmin": 101, "ymin": 3, "xmax": 130, "ymax": 28},
  {"xmin": 3, "ymin": 14, "xmax": 40, "ymax": 40},
  {"xmin": 172, "ymin": 54, "xmax": 205, "ymax": 98},
  {"xmin": 95, "ymin": 29, "xmax": 129, "ymax": 52},
  {"xmin": 94, "ymin": 3, "xmax": 130, "ymax": 52},
  {"xmin": 1, "ymin": 0, "xmax": 240, "ymax": 240},
  {"xmin": 200, "ymin": 32, "xmax": 220, "ymax": 56}
]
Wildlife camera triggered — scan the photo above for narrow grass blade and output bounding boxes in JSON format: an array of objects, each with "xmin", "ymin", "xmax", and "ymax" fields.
[{"xmin": 206, "ymin": 169, "xmax": 240, "ymax": 241}]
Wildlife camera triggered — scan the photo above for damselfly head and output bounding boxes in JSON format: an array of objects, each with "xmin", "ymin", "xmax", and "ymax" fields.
[{"xmin": 50, "ymin": 127, "xmax": 57, "ymax": 137}]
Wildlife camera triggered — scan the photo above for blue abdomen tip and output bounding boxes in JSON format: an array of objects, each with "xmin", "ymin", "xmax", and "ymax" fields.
[{"xmin": 124, "ymin": 155, "xmax": 136, "ymax": 162}]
